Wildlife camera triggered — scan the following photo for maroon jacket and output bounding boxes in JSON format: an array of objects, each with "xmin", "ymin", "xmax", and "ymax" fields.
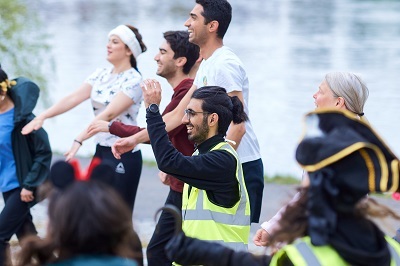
[
  {"xmin": 109, "ymin": 121, "xmax": 143, "ymax": 137},
  {"xmin": 109, "ymin": 78, "xmax": 194, "ymax": 192}
]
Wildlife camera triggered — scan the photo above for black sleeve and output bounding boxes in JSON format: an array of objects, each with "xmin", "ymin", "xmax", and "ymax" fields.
[
  {"xmin": 165, "ymin": 232, "xmax": 272, "ymax": 266},
  {"xmin": 23, "ymin": 127, "xmax": 52, "ymax": 189},
  {"xmin": 147, "ymin": 111, "xmax": 237, "ymax": 191}
]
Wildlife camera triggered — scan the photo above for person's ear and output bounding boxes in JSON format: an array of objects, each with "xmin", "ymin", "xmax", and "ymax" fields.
[
  {"xmin": 176, "ymin": 57, "xmax": 187, "ymax": 68},
  {"xmin": 336, "ymin": 97, "xmax": 345, "ymax": 108},
  {"xmin": 208, "ymin": 21, "xmax": 219, "ymax": 33},
  {"xmin": 209, "ymin": 113, "xmax": 218, "ymax": 126}
]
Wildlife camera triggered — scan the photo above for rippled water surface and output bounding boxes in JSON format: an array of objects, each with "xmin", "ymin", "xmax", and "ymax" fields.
[{"xmin": 34, "ymin": 0, "xmax": 400, "ymax": 177}]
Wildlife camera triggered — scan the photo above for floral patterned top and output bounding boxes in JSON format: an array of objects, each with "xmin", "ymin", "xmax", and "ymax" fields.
[{"xmin": 86, "ymin": 67, "xmax": 142, "ymax": 149}]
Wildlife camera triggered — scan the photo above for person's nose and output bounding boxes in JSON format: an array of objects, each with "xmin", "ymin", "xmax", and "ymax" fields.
[
  {"xmin": 184, "ymin": 18, "xmax": 190, "ymax": 28},
  {"xmin": 182, "ymin": 113, "xmax": 189, "ymax": 125},
  {"xmin": 312, "ymin": 92, "xmax": 317, "ymax": 99},
  {"xmin": 154, "ymin": 53, "xmax": 160, "ymax": 62}
]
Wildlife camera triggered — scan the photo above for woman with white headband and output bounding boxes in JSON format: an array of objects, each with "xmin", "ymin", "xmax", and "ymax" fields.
[{"xmin": 22, "ymin": 24, "xmax": 147, "ymax": 212}]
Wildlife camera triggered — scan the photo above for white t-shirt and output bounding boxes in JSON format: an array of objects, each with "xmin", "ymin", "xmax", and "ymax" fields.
[
  {"xmin": 86, "ymin": 67, "xmax": 143, "ymax": 149},
  {"xmin": 194, "ymin": 46, "xmax": 261, "ymax": 163}
]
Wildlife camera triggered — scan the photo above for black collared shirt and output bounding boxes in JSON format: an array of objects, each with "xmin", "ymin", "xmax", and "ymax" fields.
[{"xmin": 146, "ymin": 110, "xmax": 240, "ymax": 207}]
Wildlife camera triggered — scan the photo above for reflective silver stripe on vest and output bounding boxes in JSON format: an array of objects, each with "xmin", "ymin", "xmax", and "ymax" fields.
[
  {"xmin": 388, "ymin": 241, "xmax": 400, "ymax": 265},
  {"xmin": 294, "ymin": 241, "xmax": 321, "ymax": 266},
  {"xmin": 212, "ymin": 143, "xmax": 248, "ymax": 222},
  {"xmin": 184, "ymin": 193, "xmax": 249, "ymax": 225},
  {"xmin": 293, "ymin": 238, "xmax": 400, "ymax": 266},
  {"xmin": 183, "ymin": 143, "xmax": 250, "ymax": 226}
]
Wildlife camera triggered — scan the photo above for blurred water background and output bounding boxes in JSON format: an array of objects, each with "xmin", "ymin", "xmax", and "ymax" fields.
[{"xmin": 13, "ymin": 0, "xmax": 400, "ymax": 178}]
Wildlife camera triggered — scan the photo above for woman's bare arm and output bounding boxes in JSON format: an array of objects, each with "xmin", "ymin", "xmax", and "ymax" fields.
[
  {"xmin": 22, "ymin": 83, "xmax": 92, "ymax": 134},
  {"xmin": 65, "ymin": 91, "xmax": 134, "ymax": 161}
]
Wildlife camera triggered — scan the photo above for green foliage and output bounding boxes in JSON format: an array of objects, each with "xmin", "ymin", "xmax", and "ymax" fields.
[
  {"xmin": 143, "ymin": 159, "xmax": 158, "ymax": 168},
  {"xmin": 264, "ymin": 174, "xmax": 301, "ymax": 185},
  {"xmin": 0, "ymin": 0, "xmax": 55, "ymax": 104}
]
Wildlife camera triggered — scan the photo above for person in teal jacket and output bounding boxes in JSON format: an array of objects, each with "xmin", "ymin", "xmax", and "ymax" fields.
[
  {"xmin": 0, "ymin": 66, "xmax": 52, "ymax": 265},
  {"xmin": 164, "ymin": 109, "xmax": 400, "ymax": 266}
]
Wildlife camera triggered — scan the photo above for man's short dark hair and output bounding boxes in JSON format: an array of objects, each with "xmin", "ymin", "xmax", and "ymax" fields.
[
  {"xmin": 163, "ymin": 31, "xmax": 200, "ymax": 75},
  {"xmin": 195, "ymin": 0, "xmax": 232, "ymax": 39}
]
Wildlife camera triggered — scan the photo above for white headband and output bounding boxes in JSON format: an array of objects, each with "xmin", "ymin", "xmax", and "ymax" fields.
[{"xmin": 108, "ymin": 25, "xmax": 142, "ymax": 59}]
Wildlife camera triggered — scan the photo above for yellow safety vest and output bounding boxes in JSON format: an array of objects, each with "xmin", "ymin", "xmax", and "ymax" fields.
[
  {"xmin": 181, "ymin": 142, "xmax": 251, "ymax": 252},
  {"xmin": 270, "ymin": 236, "xmax": 400, "ymax": 266}
]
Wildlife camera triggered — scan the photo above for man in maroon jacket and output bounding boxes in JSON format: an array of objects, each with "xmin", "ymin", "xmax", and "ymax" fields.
[{"xmin": 87, "ymin": 30, "xmax": 200, "ymax": 266}]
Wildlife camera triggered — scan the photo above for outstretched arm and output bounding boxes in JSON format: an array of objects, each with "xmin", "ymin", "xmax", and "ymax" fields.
[
  {"xmin": 112, "ymin": 79, "xmax": 197, "ymax": 159},
  {"xmin": 254, "ymin": 192, "xmax": 302, "ymax": 248},
  {"xmin": 65, "ymin": 91, "xmax": 134, "ymax": 161},
  {"xmin": 21, "ymin": 83, "xmax": 92, "ymax": 135},
  {"xmin": 166, "ymin": 232, "xmax": 272, "ymax": 266}
]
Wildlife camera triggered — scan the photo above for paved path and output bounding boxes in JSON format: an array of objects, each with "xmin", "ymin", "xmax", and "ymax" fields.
[{"xmin": 5, "ymin": 157, "xmax": 400, "ymax": 264}]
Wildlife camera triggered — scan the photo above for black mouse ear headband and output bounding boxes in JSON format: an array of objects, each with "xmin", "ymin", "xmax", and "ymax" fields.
[{"xmin": 49, "ymin": 158, "xmax": 115, "ymax": 190}]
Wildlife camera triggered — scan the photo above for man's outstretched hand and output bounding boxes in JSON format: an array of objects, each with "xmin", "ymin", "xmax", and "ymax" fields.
[{"xmin": 111, "ymin": 135, "xmax": 138, "ymax": 159}]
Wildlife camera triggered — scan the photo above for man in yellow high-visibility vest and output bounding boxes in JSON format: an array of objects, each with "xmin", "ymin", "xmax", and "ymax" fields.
[{"xmin": 140, "ymin": 84, "xmax": 251, "ymax": 252}]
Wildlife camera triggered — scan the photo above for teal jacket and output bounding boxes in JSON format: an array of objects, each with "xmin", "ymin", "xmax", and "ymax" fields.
[
  {"xmin": 9, "ymin": 77, "xmax": 52, "ymax": 206},
  {"xmin": 47, "ymin": 255, "xmax": 138, "ymax": 266}
]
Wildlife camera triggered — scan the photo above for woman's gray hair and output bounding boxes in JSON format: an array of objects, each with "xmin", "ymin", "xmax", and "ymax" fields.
[{"xmin": 324, "ymin": 72, "xmax": 369, "ymax": 116}]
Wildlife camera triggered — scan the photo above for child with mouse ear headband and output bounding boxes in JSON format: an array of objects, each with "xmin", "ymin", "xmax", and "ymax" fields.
[{"xmin": 16, "ymin": 159, "xmax": 144, "ymax": 266}]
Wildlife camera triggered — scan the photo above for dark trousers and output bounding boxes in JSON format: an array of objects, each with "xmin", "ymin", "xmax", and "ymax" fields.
[
  {"xmin": 242, "ymin": 158, "xmax": 264, "ymax": 223},
  {"xmin": 93, "ymin": 145, "xmax": 142, "ymax": 211},
  {"xmin": 147, "ymin": 189, "xmax": 182, "ymax": 266},
  {"xmin": 0, "ymin": 188, "xmax": 37, "ymax": 265}
]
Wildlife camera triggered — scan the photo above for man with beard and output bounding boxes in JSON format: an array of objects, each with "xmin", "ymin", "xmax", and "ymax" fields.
[{"xmin": 142, "ymin": 85, "xmax": 251, "ymax": 254}]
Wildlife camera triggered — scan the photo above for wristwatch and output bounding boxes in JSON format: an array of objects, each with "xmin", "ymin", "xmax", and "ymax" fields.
[{"xmin": 147, "ymin": 103, "xmax": 159, "ymax": 114}]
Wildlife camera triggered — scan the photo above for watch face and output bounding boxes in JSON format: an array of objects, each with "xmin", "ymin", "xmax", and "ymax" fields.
[{"xmin": 149, "ymin": 104, "xmax": 159, "ymax": 113}]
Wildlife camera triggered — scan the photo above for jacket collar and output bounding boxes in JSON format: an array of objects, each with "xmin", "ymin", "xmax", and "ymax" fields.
[{"xmin": 196, "ymin": 134, "xmax": 225, "ymax": 154}]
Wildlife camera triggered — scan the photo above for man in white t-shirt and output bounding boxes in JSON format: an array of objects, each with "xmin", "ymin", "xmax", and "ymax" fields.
[{"xmin": 112, "ymin": 0, "xmax": 264, "ymax": 223}]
